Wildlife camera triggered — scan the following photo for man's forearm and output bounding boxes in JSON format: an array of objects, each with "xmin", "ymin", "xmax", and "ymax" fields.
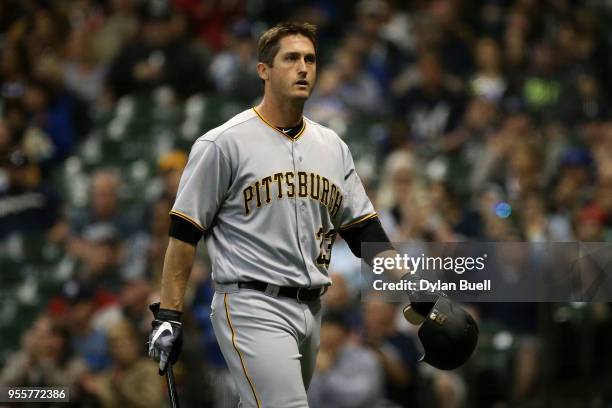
[{"xmin": 160, "ymin": 237, "xmax": 196, "ymax": 312}]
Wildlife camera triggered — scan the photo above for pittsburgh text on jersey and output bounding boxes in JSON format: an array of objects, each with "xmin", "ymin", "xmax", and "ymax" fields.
[{"xmin": 242, "ymin": 171, "xmax": 343, "ymax": 217}]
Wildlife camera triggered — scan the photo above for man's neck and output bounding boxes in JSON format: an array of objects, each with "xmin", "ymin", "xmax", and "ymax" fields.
[{"xmin": 256, "ymin": 94, "xmax": 304, "ymax": 128}]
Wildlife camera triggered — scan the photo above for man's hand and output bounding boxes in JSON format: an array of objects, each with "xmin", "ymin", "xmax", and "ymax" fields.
[
  {"xmin": 401, "ymin": 273, "xmax": 446, "ymax": 325},
  {"xmin": 148, "ymin": 302, "xmax": 183, "ymax": 375}
]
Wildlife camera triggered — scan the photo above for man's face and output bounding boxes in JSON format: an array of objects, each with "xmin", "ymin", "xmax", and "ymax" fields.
[
  {"xmin": 261, "ymin": 34, "xmax": 317, "ymax": 101},
  {"xmin": 363, "ymin": 300, "xmax": 395, "ymax": 333},
  {"xmin": 91, "ymin": 175, "xmax": 119, "ymax": 219}
]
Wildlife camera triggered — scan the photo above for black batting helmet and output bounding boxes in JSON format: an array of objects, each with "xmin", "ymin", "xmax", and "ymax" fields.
[{"xmin": 416, "ymin": 297, "xmax": 479, "ymax": 370}]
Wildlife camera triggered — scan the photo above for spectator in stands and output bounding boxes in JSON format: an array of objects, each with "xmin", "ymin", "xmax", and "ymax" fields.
[
  {"xmin": 590, "ymin": 179, "xmax": 612, "ymax": 240},
  {"xmin": 376, "ymin": 149, "xmax": 419, "ymax": 239},
  {"xmin": 360, "ymin": 297, "xmax": 420, "ymax": 407},
  {"xmin": 328, "ymin": 48, "xmax": 386, "ymax": 116},
  {"xmin": 308, "ymin": 312, "xmax": 383, "ymax": 408},
  {"xmin": 553, "ymin": 15, "xmax": 603, "ymax": 78},
  {"xmin": 157, "ymin": 149, "xmax": 187, "ymax": 201},
  {"xmin": 63, "ymin": 28, "xmax": 108, "ymax": 105},
  {"xmin": 518, "ymin": 192, "xmax": 552, "ymax": 242},
  {"xmin": 305, "ymin": 66, "xmax": 351, "ymax": 126},
  {"xmin": 0, "ymin": 120, "xmax": 12, "ymax": 156},
  {"xmin": 106, "ymin": 1, "xmax": 207, "ymax": 99},
  {"xmin": 513, "ymin": 41, "xmax": 566, "ymax": 122},
  {"xmin": 172, "ymin": 0, "xmax": 243, "ymax": 52},
  {"xmin": 575, "ymin": 205, "xmax": 607, "ymax": 242},
  {"xmin": 122, "ymin": 151, "xmax": 186, "ymax": 281},
  {"xmin": 505, "ymin": 141, "xmax": 544, "ymax": 200},
  {"xmin": 376, "ymin": 150, "xmax": 458, "ymax": 242},
  {"xmin": 425, "ymin": 0, "xmax": 474, "ymax": 78},
  {"xmin": 562, "ymin": 70, "xmax": 609, "ymax": 126},
  {"xmin": 428, "ymin": 180, "xmax": 481, "ymax": 239},
  {"xmin": 547, "ymin": 149, "xmax": 594, "ymax": 237},
  {"xmin": 80, "ymin": 319, "xmax": 164, "ymax": 408},
  {"xmin": 66, "ymin": 171, "xmax": 129, "ymax": 287},
  {"xmin": 55, "ymin": 280, "xmax": 114, "ymax": 373},
  {"xmin": 1, "ymin": 98, "xmax": 28, "ymax": 142},
  {"xmin": 441, "ymin": 96, "xmax": 498, "ymax": 157},
  {"xmin": 394, "ymin": 51, "xmax": 466, "ymax": 146},
  {"xmin": 117, "ymin": 277, "xmax": 153, "ymax": 338},
  {"xmin": 0, "ymin": 148, "xmax": 61, "ymax": 238},
  {"xmin": 122, "ymin": 196, "xmax": 172, "ymax": 283},
  {"xmin": 468, "ymin": 111, "xmax": 534, "ymax": 194},
  {"xmin": 0, "ymin": 44, "xmax": 30, "ymax": 99},
  {"xmin": 69, "ymin": 168, "xmax": 134, "ymax": 237},
  {"xmin": 470, "ymin": 37, "xmax": 506, "ymax": 102},
  {"xmin": 0, "ymin": 314, "xmax": 87, "ymax": 389},
  {"xmin": 350, "ymin": 0, "xmax": 406, "ymax": 94},
  {"xmin": 501, "ymin": 8, "xmax": 529, "ymax": 85},
  {"xmin": 592, "ymin": 124, "xmax": 612, "ymax": 185},
  {"xmin": 93, "ymin": 0, "xmax": 140, "ymax": 63},
  {"xmin": 209, "ymin": 19, "xmax": 260, "ymax": 104},
  {"xmin": 22, "ymin": 79, "xmax": 77, "ymax": 162},
  {"xmin": 12, "ymin": 7, "xmax": 69, "ymax": 67},
  {"xmin": 74, "ymin": 222, "xmax": 125, "ymax": 290},
  {"xmin": 321, "ymin": 273, "xmax": 361, "ymax": 329},
  {"xmin": 475, "ymin": 245, "xmax": 541, "ymax": 404}
]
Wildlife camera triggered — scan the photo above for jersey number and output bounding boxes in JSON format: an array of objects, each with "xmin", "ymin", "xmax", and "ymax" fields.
[{"xmin": 316, "ymin": 227, "xmax": 336, "ymax": 268}]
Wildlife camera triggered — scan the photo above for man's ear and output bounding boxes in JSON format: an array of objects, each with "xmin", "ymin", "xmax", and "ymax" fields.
[{"xmin": 257, "ymin": 62, "xmax": 269, "ymax": 81}]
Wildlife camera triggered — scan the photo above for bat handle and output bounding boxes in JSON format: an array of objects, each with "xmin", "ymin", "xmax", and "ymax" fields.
[{"xmin": 166, "ymin": 364, "xmax": 180, "ymax": 408}]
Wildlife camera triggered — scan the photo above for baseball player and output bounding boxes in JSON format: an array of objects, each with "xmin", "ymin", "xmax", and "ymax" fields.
[{"xmin": 148, "ymin": 22, "xmax": 477, "ymax": 407}]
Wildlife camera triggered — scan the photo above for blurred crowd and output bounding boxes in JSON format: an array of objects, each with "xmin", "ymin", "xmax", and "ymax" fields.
[{"xmin": 1, "ymin": 0, "xmax": 612, "ymax": 407}]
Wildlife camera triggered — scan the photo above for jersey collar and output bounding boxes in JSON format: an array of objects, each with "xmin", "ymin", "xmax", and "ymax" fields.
[{"xmin": 252, "ymin": 107, "xmax": 306, "ymax": 141}]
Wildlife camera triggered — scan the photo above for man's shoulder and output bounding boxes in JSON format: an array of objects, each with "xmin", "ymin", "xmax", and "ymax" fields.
[
  {"xmin": 304, "ymin": 116, "xmax": 347, "ymax": 148},
  {"xmin": 195, "ymin": 108, "xmax": 258, "ymax": 144},
  {"xmin": 304, "ymin": 116, "xmax": 335, "ymax": 136}
]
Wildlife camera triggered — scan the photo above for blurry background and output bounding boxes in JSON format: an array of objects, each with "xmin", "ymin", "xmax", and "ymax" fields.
[{"xmin": 0, "ymin": 0, "xmax": 611, "ymax": 407}]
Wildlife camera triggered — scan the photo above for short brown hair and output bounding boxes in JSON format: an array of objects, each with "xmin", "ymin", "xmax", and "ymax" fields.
[{"xmin": 258, "ymin": 22, "xmax": 317, "ymax": 66}]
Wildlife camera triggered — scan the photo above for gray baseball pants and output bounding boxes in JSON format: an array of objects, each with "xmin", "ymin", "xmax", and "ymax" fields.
[{"xmin": 210, "ymin": 283, "xmax": 322, "ymax": 408}]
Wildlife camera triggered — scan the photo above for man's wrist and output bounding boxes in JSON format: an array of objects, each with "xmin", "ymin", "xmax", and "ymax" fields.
[{"xmin": 157, "ymin": 308, "xmax": 183, "ymax": 322}]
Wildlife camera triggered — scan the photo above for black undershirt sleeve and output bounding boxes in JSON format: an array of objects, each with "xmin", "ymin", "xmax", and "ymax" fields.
[
  {"xmin": 339, "ymin": 216, "xmax": 394, "ymax": 265},
  {"xmin": 169, "ymin": 214, "xmax": 203, "ymax": 246}
]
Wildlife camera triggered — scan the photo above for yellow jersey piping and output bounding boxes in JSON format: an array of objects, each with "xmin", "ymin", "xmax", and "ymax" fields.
[
  {"xmin": 339, "ymin": 212, "xmax": 378, "ymax": 230},
  {"xmin": 252, "ymin": 107, "xmax": 306, "ymax": 141}
]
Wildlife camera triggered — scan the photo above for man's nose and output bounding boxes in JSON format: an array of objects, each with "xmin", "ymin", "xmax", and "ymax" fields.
[{"xmin": 297, "ymin": 58, "xmax": 307, "ymax": 74}]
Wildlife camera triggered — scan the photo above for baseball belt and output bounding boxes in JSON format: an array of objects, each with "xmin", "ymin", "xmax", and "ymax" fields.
[{"xmin": 238, "ymin": 281, "xmax": 326, "ymax": 302}]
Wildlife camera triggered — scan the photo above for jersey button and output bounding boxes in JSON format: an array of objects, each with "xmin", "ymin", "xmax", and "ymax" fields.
[{"xmin": 298, "ymin": 156, "xmax": 303, "ymax": 162}]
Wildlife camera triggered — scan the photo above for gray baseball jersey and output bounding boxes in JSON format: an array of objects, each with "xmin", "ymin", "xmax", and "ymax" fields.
[{"xmin": 171, "ymin": 107, "xmax": 376, "ymax": 288}]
